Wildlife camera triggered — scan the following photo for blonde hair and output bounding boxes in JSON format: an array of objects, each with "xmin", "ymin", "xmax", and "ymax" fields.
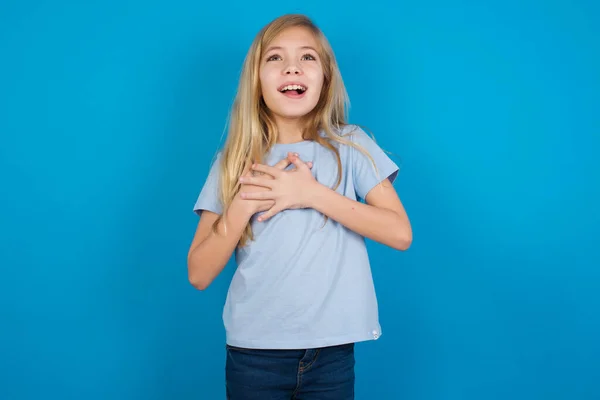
[{"xmin": 214, "ymin": 13, "xmax": 377, "ymax": 246}]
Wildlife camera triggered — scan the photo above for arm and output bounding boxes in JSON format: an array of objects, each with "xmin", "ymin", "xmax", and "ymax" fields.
[
  {"xmin": 309, "ymin": 179, "xmax": 412, "ymax": 250},
  {"xmin": 187, "ymin": 155, "xmax": 302, "ymax": 290},
  {"xmin": 241, "ymin": 156, "xmax": 412, "ymax": 250},
  {"xmin": 187, "ymin": 198, "xmax": 252, "ymax": 290}
]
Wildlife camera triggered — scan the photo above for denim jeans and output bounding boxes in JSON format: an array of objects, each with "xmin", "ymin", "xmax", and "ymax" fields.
[{"xmin": 225, "ymin": 342, "xmax": 355, "ymax": 399}]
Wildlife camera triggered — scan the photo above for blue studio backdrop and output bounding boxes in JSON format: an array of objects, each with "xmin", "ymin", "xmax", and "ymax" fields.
[{"xmin": 1, "ymin": 0, "xmax": 598, "ymax": 399}]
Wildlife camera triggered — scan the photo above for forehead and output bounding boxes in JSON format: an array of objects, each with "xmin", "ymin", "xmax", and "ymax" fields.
[{"xmin": 266, "ymin": 26, "xmax": 319, "ymax": 51}]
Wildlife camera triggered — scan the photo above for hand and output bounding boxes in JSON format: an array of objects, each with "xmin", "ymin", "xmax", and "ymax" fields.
[
  {"xmin": 235, "ymin": 153, "xmax": 312, "ymax": 218},
  {"xmin": 238, "ymin": 154, "xmax": 318, "ymax": 222}
]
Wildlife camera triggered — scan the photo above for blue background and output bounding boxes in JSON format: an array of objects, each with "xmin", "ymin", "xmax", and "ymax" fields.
[{"xmin": 1, "ymin": 0, "xmax": 598, "ymax": 399}]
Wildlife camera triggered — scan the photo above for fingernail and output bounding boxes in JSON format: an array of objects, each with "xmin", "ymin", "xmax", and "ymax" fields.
[{"xmin": 294, "ymin": 153, "xmax": 299, "ymax": 156}]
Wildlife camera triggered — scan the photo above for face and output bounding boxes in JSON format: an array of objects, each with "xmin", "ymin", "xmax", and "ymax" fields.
[{"xmin": 259, "ymin": 26, "xmax": 325, "ymax": 123}]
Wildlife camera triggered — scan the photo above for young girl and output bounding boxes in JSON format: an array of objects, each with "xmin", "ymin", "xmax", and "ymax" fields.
[{"xmin": 188, "ymin": 13, "xmax": 412, "ymax": 399}]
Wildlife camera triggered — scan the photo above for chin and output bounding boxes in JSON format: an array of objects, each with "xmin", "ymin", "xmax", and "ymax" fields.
[
  {"xmin": 268, "ymin": 101, "xmax": 320, "ymax": 121},
  {"xmin": 263, "ymin": 89, "xmax": 321, "ymax": 121},
  {"xmin": 275, "ymin": 107, "xmax": 316, "ymax": 120}
]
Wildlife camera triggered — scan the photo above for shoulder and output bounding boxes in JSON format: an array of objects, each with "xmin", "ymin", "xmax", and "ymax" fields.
[
  {"xmin": 199, "ymin": 149, "xmax": 224, "ymax": 184},
  {"xmin": 207, "ymin": 150, "xmax": 224, "ymax": 170},
  {"xmin": 325, "ymin": 123, "xmax": 364, "ymax": 139},
  {"xmin": 317, "ymin": 124, "xmax": 373, "ymax": 149},
  {"xmin": 333, "ymin": 124, "xmax": 376, "ymax": 146},
  {"xmin": 328, "ymin": 124, "xmax": 383, "ymax": 157}
]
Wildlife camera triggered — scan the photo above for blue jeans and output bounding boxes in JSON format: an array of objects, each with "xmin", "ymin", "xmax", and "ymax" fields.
[{"xmin": 225, "ymin": 342, "xmax": 355, "ymax": 399}]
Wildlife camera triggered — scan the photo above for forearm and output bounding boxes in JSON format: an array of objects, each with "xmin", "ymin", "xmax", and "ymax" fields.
[
  {"xmin": 188, "ymin": 199, "xmax": 251, "ymax": 290},
  {"xmin": 309, "ymin": 184, "xmax": 412, "ymax": 250}
]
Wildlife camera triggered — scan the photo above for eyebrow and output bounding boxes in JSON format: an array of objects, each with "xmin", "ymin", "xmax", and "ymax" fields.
[{"xmin": 264, "ymin": 46, "xmax": 318, "ymax": 53}]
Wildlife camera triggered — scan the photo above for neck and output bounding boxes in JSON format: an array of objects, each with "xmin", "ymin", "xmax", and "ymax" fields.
[{"xmin": 274, "ymin": 117, "xmax": 306, "ymax": 144}]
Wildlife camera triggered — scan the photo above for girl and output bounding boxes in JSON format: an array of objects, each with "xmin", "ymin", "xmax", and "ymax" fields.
[{"xmin": 188, "ymin": 13, "xmax": 412, "ymax": 400}]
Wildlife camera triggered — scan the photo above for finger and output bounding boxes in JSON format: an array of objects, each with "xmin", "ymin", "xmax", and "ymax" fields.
[
  {"xmin": 289, "ymin": 155, "xmax": 308, "ymax": 170},
  {"xmin": 239, "ymin": 176, "xmax": 273, "ymax": 188},
  {"xmin": 287, "ymin": 152, "xmax": 305, "ymax": 164},
  {"xmin": 257, "ymin": 205, "xmax": 283, "ymax": 222},
  {"xmin": 240, "ymin": 191, "xmax": 272, "ymax": 200},
  {"xmin": 274, "ymin": 157, "xmax": 292, "ymax": 170},
  {"xmin": 252, "ymin": 163, "xmax": 282, "ymax": 178},
  {"xmin": 285, "ymin": 153, "xmax": 312, "ymax": 170}
]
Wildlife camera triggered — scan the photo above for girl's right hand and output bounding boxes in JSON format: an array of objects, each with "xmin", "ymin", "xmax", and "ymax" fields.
[{"xmin": 235, "ymin": 153, "xmax": 312, "ymax": 217}]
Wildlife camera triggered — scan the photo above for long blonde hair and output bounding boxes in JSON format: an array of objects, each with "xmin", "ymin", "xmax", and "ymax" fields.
[{"xmin": 214, "ymin": 13, "xmax": 377, "ymax": 246}]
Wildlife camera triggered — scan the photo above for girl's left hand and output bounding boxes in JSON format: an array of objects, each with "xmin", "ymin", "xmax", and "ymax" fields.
[{"xmin": 238, "ymin": 154, "xmax": 318, "ymax": 222}]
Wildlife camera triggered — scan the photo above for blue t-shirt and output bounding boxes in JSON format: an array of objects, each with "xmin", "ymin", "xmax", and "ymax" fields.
[{"xmin": 193, "ymin": 125, "xmax": 399, "ymax": 349}]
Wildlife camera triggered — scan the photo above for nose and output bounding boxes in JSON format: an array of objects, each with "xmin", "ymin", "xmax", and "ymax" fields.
[{"xmin": 284, "ymin": 63, "xmax": 302, "ymax": 75}]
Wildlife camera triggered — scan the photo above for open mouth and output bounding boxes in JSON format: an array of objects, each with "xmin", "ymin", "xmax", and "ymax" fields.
[{"xmin": 278, "ymin": 84, "xmax": 307, "ymax": 98}]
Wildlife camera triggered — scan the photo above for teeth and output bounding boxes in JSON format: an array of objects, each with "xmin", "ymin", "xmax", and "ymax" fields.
[{"xmin": 280, "ymin": 84, "xmax": 306, "ymax": 92}]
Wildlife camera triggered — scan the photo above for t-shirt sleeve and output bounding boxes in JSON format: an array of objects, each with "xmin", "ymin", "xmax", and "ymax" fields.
[
  {"xmin": 193, "ymin": 152, "xmax": 223, "ymax": 216},
  {"xmin": 349, "ymin": 126, "xmax": 400, "ymax": 201}
]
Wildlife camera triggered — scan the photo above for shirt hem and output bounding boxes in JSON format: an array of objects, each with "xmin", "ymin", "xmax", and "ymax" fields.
[{"xmin": 225, "ymin": 331, "xmax": 382, "ymax": 350}]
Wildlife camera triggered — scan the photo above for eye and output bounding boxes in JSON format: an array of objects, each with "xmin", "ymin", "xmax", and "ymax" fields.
[
  {"xmin": 266, "ymin": 54, "xmax": 281, "ymax": 62},
  {"xmin": 301, "ymin": 53, "xmax": 316, "ymax": 61}
]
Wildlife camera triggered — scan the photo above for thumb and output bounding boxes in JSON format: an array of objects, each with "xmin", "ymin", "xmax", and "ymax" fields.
[
  {"xmin": 274, "ymin": 156, "xmax": 292, "ymax": 170},
  {"xmin": 290, "ymin": 154, "xmax": 307, "ymax": 170}
]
